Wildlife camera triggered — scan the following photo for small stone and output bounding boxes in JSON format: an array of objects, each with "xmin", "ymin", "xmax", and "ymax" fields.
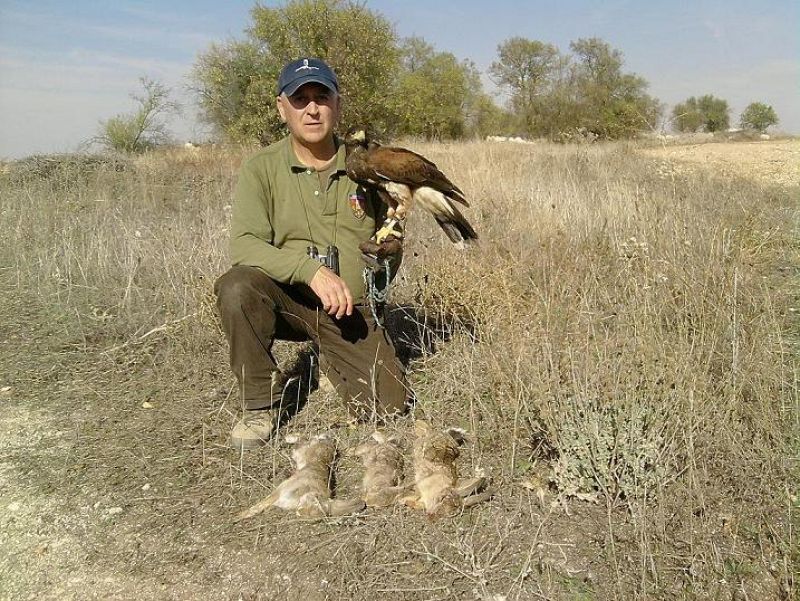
[
  {"xmin": 8, "ymin": 501, "xmax": 21, "ymax": 512},
  {"xmin": 107, "ymin": 507, "xmax": 123, "ymax": 515},
  {"xmin": 141, "ymin": 483, "xmax": 151, "ymax": 491},
  {"xmin": 141, "ymin": 401, "xmax": 153, "ymax": 409},
  {"xmin": 0, "ymin": 386, "xmax": 11, "ymax": 394}
]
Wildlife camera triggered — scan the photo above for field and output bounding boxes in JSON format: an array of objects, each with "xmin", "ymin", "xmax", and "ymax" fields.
[{"xmin": 0, "ymin": 138, "xmax": 797, "ymax": 600}]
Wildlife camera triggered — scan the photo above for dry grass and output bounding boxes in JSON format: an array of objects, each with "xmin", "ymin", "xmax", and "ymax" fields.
[{"xmin": 0, "ymin": 139, "xmax": 796, "ymax": 600}]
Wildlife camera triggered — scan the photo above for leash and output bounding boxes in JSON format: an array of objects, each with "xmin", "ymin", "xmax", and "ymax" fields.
[{"xmin": 362, "ymin": 257, "xmax": 392, "ymax": 327}]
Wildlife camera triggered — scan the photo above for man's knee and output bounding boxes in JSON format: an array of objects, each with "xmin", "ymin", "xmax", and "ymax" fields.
[{"xmin": 214, "ymin": 266, "xmax": 277, "ymax": 312}]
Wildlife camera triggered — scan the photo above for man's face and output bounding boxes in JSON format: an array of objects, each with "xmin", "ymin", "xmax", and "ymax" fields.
[{"xmin": 276, "ymin": 83, "xmax": 341, "ymax": 147}]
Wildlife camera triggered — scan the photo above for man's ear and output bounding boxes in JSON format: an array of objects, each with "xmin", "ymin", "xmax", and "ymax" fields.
[{"xmin": 276, "ymin": 95, "xmax": 287, "ymax": 123}]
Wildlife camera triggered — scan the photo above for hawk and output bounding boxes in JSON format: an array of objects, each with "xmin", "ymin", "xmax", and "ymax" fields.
[{"xmin": 343, "ymin": 129, "xmax": 478, "ymax": 247}]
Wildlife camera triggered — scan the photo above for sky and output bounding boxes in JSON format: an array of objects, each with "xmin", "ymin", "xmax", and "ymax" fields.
[{"xmin": 0, "ymin": 0, "xmax": 797, "ymax": 159}]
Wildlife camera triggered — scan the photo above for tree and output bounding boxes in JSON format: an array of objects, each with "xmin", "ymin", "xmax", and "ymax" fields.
[
  {"xmin": 740, "ymin": 102, "xmax": 778, "ymax": 132},
  {"xmin": 459, "ymin": 62, "xmax": 513, "ymax": 138},
  {"xmin": 465, "ymin": 94, "xmax": 514, "ymax": 138},
  {"xmin": 192, "ymin": 41, "xmax": 276, "ymax": 143},
  {"xmin": 388, "ymin": 37, "xmax": 479, "ymax": 139},
  {"xmin": 489, "ymin": 38, "xmax": 560, "ymax": 134},
  {"xmin": 697, "ymin": 94, "xmax": 729, "ymax": 132},
  {"xmin": 569, "ymin": 38, "xmax": 661, "ymax": 139},
  {"xmin": 487, "ymin": 36, "xmax": 660, "ymax": 140},
  {"xmin": 192, "ymin": 0, "xmax": 398, "ymax": 144},
  {"xmin": 671, "ymin": 94, "xmax": 729, "ymax": 133},
  {"xmin": 96, "ymin": 78, "xmax": 179, "ymax": 153},
  {"xmin": 671, "ymin": 97, "xmax": 705, "ymax": 132}
]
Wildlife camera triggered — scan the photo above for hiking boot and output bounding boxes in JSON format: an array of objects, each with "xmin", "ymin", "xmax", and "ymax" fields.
[{"xmin": 230, "ymin": 408, "xmax": 280, "ymax": 451}]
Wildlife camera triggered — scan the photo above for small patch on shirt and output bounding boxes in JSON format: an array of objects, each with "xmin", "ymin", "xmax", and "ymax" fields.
[{"xmin": 349, "ymin": 193, "xmax": 367, "ymax": 220}]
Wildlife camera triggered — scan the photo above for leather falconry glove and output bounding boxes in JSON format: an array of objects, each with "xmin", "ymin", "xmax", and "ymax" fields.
[{"xmin": 359, "ymin": 235, "xmax": 402, "ymax": 263}]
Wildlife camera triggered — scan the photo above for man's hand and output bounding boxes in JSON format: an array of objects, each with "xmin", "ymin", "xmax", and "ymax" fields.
[{"xmin": 309, "ymin": 266, "xmax": 354, "ymax": 319}]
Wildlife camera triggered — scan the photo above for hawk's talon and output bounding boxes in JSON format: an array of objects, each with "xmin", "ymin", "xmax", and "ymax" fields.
[{"xmin": 374, "ymin": 223, "xmax": 404, "ymax": 244}]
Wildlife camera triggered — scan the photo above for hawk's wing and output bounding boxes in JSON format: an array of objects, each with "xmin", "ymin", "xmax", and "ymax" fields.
[{"xmin": 366, "ymin": 146, "xmax": 469, "ymax": 206}]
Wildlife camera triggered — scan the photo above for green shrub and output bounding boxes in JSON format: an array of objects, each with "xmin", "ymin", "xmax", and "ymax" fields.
[
  {"xmin": 740, "ymin": 101, "xmax": 779, "ymax": 132},
  {"xmin": 96, "ymin": 78, "xmax": 179, "ymax": 153}
]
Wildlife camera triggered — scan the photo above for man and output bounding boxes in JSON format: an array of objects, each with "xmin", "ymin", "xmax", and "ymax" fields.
[{"xmin": 214, "ymin": 57, "xmax": 408, "ymax": 451}]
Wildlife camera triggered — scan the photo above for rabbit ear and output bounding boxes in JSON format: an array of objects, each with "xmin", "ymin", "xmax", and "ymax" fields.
[{"xmin": 446, "ymin": 427, "xmax": 468, "ymax": 444}]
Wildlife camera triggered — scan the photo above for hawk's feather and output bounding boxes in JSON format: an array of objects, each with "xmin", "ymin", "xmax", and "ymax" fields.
[{"xmin": 344, "ymin": 129, "xmax": 477, "ymax": 245}]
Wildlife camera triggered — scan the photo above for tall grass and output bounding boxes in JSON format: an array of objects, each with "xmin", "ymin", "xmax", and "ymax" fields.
[
  {"xmin": 1, "ymin": 140, "xmax": 796, "ymax": 597},
  {"xmin": 423, "ymin": 141, "xmax": 791, "ymax": 484}
]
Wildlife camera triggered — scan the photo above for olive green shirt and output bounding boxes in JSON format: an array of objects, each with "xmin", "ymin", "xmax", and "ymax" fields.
[{"xmin": 230, "ymin": 135, "xmax": 386, "ymax": 303}]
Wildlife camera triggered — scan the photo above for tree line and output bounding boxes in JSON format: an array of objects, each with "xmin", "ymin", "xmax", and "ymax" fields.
[
  {"xmin": 190, "ymin": 0, "xmax": 665, "ymax": 143},
  {"xmin": 98, "ymin": 0, "xmax": 780, "ymax": 152}
]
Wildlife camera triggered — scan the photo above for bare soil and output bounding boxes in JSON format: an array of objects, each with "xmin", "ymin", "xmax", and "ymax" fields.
[
  {"xmin": 0, "ymin": 140, "xmax": 796, "ymax": 601},
  {"xmin": 642, "ymin": 138, "xmax": 799, "ymax": 188}
]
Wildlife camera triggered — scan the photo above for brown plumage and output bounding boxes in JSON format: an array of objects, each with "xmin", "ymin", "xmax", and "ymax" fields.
[{"xmin": 343, "ymin": 128, "xmax": 478, "ymax": 246}]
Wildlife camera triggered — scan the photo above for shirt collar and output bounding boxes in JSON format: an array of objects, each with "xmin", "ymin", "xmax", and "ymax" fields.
[
  {"xmin": 333, "ymin": 138, "xmax": 347, "ymax": 173},
  {"xmin": 284, "ymin": 134, "xmax": 347, "ymax": 174}
]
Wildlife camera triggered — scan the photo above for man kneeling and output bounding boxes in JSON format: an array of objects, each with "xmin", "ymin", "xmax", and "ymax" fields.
[{"xmin": 215, "ymin": 58, "xmax": 407, "ymax": 450}]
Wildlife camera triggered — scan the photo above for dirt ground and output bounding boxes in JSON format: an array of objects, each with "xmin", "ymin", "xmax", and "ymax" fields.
[
  {"xmin": 0, "ymin": 139, "xmax": 796, "ymax": 601},
  {"xmin": 641, "ymin": 137, "xmax": 799, "ymax": 188},
  {"xmin": 0, "ymin": 283, "xmax": 614, "ymax": 601}
]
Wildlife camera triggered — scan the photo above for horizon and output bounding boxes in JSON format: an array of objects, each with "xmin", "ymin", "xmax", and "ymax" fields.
[{"xmin": 0, "ymin": 0, "xmax": 797, "ymax": 159}]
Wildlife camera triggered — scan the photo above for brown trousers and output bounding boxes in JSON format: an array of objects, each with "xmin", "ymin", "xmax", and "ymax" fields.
[{"xmin": 214, "ymin": 265, "xmax": 408, "ymax": 418}]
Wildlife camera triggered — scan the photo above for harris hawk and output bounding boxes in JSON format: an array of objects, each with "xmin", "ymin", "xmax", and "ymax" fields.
[{"xmin": 343, "ymin": 129, "xmax": 478, "ymax": 248}]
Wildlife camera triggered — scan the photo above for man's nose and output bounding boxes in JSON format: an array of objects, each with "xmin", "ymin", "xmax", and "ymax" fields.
[{"xmin": 306, "ymin": 99, "xmax": 320, "ymax": 113}]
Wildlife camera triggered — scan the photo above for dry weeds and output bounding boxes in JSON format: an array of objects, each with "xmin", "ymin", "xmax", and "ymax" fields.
[{"xmin": 0, "ymin": 138, "xmax": 796, "ymax": 600}]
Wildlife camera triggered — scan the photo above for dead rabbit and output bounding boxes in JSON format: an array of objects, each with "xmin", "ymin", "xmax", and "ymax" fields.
[
  {"xmin": 236, "ymin": 434, "xmax": 365, "ymax": 520},
  {"xmin": 354, "ymin": 430, "xmax": 411, "ymax": 508},
  {"xmin": 401, "ymin": 420, "xmax": 492, "ymax": 518}
]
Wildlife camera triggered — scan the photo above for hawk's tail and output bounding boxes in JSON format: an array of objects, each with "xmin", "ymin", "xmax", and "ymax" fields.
[
  {"xmin": 435, "ymin": 204, "xmax": 478, "ymax": 246},
  {"xmin": 414, "ymin": 186, "xmax": 478, "ymax": 246}
]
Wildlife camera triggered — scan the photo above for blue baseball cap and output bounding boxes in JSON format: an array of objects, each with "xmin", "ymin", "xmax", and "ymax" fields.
[{"xmin": 276, "ymin": 58, "xmax": 339, "ymax": 96}]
